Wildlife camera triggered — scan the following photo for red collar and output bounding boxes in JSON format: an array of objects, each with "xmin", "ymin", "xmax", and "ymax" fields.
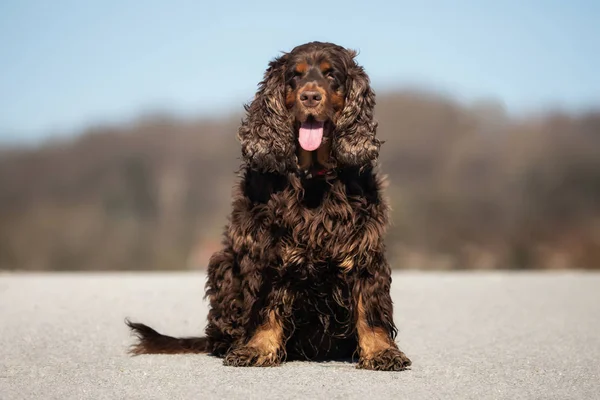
[
  {"xmin": 302, "ymin": 166, "xmax": 334, "ymax": 179},
  {"xmin": 314, "ymin": 167, "xmax": 329, "ymax": 176}
]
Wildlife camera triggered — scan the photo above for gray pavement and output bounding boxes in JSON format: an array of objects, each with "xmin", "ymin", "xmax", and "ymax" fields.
[{"xmin": 1, "ymin": 271, "xmax": 599, "ymax": 400}]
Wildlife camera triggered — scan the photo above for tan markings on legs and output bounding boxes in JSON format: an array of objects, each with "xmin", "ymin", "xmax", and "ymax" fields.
[
  {"xmin": 356, "ymin": 295, "xmax": 395, "ymax": 358},
  {"xmin": 223, "ymin": 310, "xmax": 284, "ymax": 367},
  {"xmin": 248, "ymin": 310, "xmax": 283, "ymax": 357}
]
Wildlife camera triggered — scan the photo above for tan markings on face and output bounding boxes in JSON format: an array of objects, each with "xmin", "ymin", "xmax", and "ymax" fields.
[
  {"xmin": 285, "ymin": 88, "xmax": 296, "ymax": 109},
  {"xmin": 330, "ymin": 91, "xmax": 345, "ymax": 112},
  {"xmin": 319, "ymin": 61, "xmax": 332, "ymax": 72},
  {"xmin": 295, "ymin": 62, "xmax": 309, "ymax": 74}
]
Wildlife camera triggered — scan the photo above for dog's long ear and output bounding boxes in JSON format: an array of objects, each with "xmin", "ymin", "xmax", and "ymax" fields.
[
  {"xmin": 238, "ymin": 54, "xmax": 296, "ymax": 174},
  {"xmin": 333, "ymin": 50, "xmax": 381, "ymax": 168}
]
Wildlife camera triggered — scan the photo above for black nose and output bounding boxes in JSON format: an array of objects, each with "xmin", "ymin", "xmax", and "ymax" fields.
[{"xmin": 300, "ymin": 91, "xmax": 322, "ymax": 107}]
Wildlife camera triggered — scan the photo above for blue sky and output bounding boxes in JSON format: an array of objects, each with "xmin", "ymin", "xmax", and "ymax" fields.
[{"xmin": 1, "ymin": 0, "xmax": 599, "ymax": 143}]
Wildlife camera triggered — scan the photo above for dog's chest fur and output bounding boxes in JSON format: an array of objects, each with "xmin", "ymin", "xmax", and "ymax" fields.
[{"xmin": 240, "ymin": 166, "xmax": 386, "ymax": 270}]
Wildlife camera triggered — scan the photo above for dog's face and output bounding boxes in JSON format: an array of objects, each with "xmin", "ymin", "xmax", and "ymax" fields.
[
  {"xmin": 238, "ymin": 41, "xmax": 381, "ymax": 174},
  {"xmin": 283, "ymin": 46, "xmax": 347, "ymax": 154}
]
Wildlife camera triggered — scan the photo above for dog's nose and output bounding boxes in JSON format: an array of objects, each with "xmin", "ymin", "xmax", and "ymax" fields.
[{"xmin": 300, "ymin": 91, "xmax": 322, "ymax": 107}]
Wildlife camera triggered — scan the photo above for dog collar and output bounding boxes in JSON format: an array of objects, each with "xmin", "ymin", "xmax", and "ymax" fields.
[{"xmin": 302, "ymin": 166, "xmax": 335, "ymax": 180}]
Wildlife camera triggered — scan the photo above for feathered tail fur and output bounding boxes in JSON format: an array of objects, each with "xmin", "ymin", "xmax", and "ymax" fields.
[{"xmin": 125, "ymin": 319, "xmax": 209, "ymax": 355}]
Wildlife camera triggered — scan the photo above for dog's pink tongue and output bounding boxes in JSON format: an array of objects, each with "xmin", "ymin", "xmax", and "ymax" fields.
[{"xmin": 298, "ymin": 121, "xmax": 324, "ymax": 151}]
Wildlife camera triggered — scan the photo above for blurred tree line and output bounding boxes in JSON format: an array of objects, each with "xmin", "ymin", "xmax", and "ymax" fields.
[{"xmin": 0, "ymin": 91, "xmax": 599, "ymax": 270}]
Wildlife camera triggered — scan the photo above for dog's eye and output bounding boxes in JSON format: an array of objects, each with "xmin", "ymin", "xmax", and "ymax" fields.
[{"xmin": 324, "ymin": 69, "xmax": 335, "ymax": 80}]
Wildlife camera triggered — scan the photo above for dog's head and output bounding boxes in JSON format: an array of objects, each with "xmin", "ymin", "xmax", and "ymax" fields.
[{"xmin": 238, "ymin": 41, "xmax": 380, "ymax": 174}]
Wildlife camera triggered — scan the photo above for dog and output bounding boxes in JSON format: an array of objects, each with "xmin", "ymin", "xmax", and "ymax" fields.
[{"xmin": 126, "ymin": 41, "xmax": 411, "ymax": 371}]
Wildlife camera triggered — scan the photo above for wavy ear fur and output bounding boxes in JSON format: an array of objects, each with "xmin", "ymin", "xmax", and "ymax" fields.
[
  {"xmin": 237, "ymin": 54, "xmax": 296, "ymax": 174},
  {"xmin": 333, "ymin": 51, "xmax": 381, "ymax": 168}
]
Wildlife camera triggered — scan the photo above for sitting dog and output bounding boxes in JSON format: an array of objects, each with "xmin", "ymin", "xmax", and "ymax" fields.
[{"xmin": 127, "ymin": 41, "xmax": 411, "ymax": 371}]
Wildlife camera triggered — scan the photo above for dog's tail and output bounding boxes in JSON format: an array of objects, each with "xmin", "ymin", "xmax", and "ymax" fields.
[{"xmin": 125, "ymin": 319, "xmax": 209, "ymax": 355}]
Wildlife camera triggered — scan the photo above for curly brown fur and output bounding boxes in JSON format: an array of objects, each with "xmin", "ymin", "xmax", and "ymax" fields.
[{"xmin": 126, "ymin": 41, "xmax": 411, "ymax": 371}]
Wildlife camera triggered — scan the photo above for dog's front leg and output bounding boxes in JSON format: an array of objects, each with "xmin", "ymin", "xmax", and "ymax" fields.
[
  {"xmin": 223, "ymin": 309, "xmax": 285, "ymax": 367},
  {"xmin": 354, "ymin": 262, "xmax": 412, "ymax": 371}
]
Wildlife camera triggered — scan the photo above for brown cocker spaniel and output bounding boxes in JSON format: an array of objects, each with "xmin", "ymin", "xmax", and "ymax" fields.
[{"xmin": 126, "ymin": 41, "xmax": 412, "ymax": 371}]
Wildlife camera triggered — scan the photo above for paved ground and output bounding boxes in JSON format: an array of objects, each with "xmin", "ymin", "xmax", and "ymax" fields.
[{"xmin": 1, "ymin": 271, "xmax": 599, "ymax": 400}]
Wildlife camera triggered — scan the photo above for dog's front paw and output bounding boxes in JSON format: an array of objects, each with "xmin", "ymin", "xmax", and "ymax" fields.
[
  {"xmin": 223, "ymin": 346, "xmax": 282, "ymax": 367},
  {"xmin": 357, "ymin": 347, "xmax": 412, "ymax": 371}
]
